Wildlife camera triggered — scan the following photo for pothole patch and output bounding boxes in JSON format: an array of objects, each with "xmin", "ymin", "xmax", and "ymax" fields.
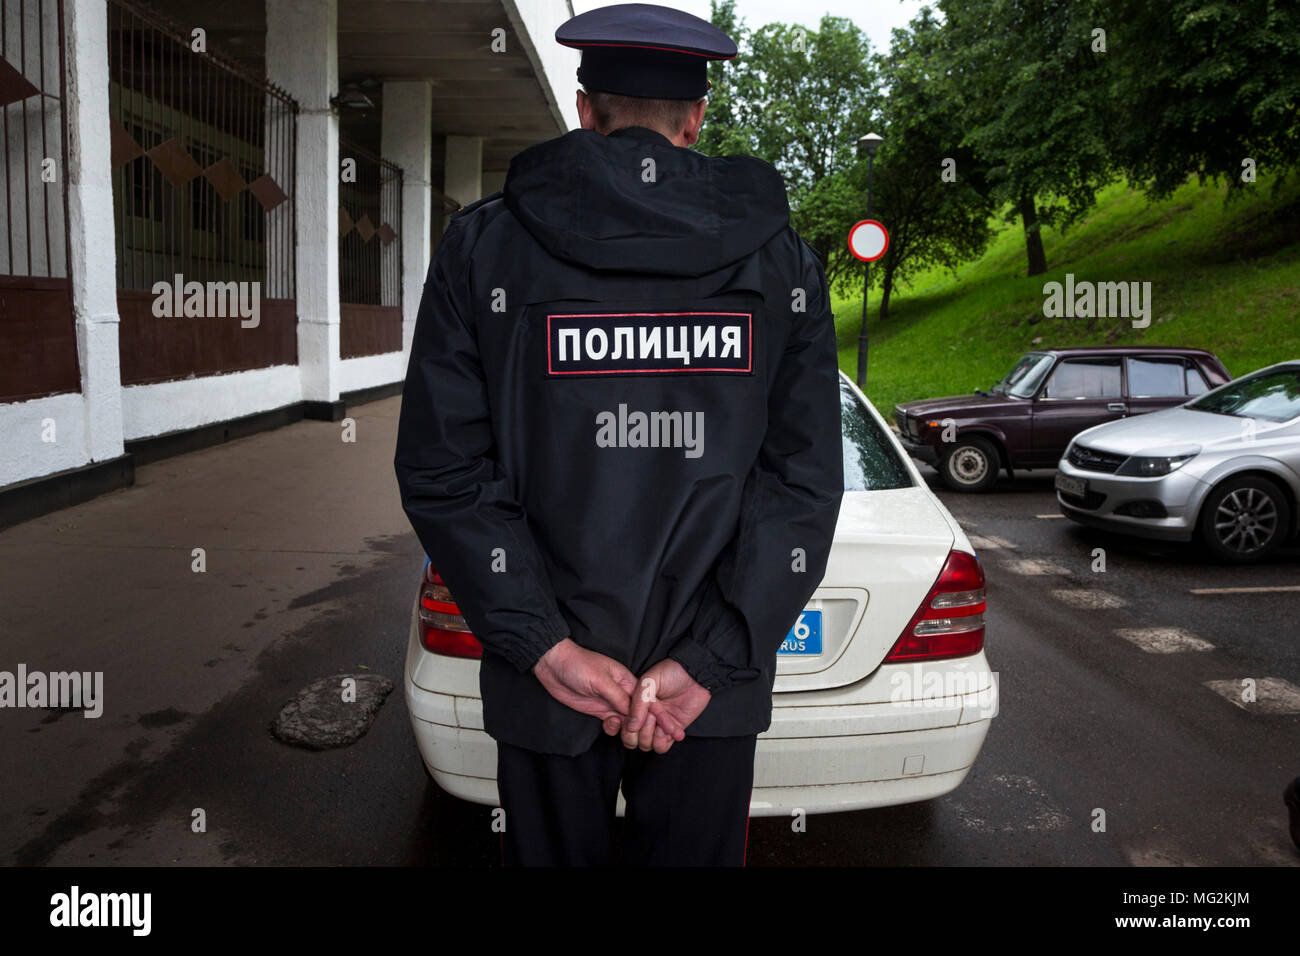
[{"xmin": 272, "ymin": 674, "xmax": 394, "ymax": 750}]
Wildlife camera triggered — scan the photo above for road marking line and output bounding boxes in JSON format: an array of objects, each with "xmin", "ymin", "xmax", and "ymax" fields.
[
  {"xmin": 1035, "ymin": 514, "xmax": 1067, "ymax": 519},
  {"xmin": 1114, "ymin": 627, "xmax": 1215, "ymax": 654},
  {"xmin": 1051, "ymin": 588, "xmax": 1128, "ymax": 609},
  {"xmin": 1204, "ymin": 677, "xmax": 1300, "ymax": 715},
  {"xmin": 1189, "ymin": 585, "xmax": 1300, "ymax": 595},
  {"xmin": 1006, "ymin": 558, "xmax": 1072, "ymax": 575},
  {"xmin": 969, "ymin": 534, "xmax": 1017, "ymax": 550}
]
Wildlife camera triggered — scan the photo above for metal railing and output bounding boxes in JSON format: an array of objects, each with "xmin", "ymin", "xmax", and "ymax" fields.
[
  {"xmin": 106, "ymin": 0, "xmax": 297, "ymax": 297},
  {"xmin": 0, "ymin": 0, "xmax": 70, "ymax": 280},
  {"xmin": 338, "ymin": 136, "xmax": 401, "ymax": 307}
]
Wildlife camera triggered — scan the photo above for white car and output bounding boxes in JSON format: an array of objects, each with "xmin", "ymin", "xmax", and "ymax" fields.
[{"xmin": 404, "ymin": 371, "xmax": 997, "ymax": 816}]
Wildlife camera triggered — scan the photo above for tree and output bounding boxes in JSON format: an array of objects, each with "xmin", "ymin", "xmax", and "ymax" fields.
[
  {"xmin": 859, "ymin": 7, "xmax": 995, "ymax": 318},
  {"xmin": 697, "ymin": 1, "xmax": 752, "ymax": 158},
  {"xmin": 698, "ymin": 6, "xmax": 993, "ymax": 313},
  {"xmin": 696, "ymin": 11, "xmax": 884, "ymax": 270},
  {"xmin": 1099, "ymin": 0, "xmax": 1300, "ymax": 199},
  {"xmin": 740, "ymin": 18, "xmax": 880, "ymax": 207},
  {"xmin": 936, "ymin": 0, "xmax": 1115, "ymax": 276}
]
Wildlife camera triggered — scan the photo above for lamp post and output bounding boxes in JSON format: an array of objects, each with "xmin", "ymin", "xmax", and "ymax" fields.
[{"xmin": 855, "ymin": 132, "xmax": 883, "ymax": 388}]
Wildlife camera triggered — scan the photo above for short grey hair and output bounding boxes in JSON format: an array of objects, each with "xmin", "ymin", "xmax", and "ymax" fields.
[{"xmin": 583, "ymin": 87, "xmax": 705, "ymax": 137}]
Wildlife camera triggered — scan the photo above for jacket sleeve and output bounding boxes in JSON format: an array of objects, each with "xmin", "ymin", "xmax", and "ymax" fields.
[
  {"xmin": 668, "ymin": 239, "xmax": 845, "ymax": 691},
  {"xmin": 394, "ymin": 217, "xmax": 570, "ymax": 674}
]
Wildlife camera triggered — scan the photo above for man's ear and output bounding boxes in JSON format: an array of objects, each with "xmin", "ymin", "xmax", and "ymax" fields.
[
  {"xmin": 576, "ymin": 89, "xmax": 598, "ymax": 131},
  {"xmin": 682, "ymin": 98, "xmax": 708, "ymax": 146}
]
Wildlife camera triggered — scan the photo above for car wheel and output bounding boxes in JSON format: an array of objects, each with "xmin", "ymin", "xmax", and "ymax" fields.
[
  {"xmin": 1198, "ymin": 475, "xmax": 1291, "ymax": 563},
  {"xmin": 939, "ymin": 436, "xmax": 1000, "ymax": 493}
]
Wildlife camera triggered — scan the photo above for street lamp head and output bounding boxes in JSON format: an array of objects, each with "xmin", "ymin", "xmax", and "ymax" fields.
[{"xmin": 857, "ymin": 132, "xmax": 884, "ymax": 158}]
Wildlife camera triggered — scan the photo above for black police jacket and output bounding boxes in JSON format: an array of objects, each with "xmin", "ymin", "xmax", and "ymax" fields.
[{"xmin": 395, "ymin": 124, "xmax": 845, "ymax": 756}]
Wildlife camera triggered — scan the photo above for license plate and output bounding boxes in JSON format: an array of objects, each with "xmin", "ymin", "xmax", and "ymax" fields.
[
  {"xmin": 1055, "ymin": 473, "xmax": 1086, "ymax": 497},
  {"xmin": 778, "ymin": 610, "xmax": 822, "ymax": 655}
]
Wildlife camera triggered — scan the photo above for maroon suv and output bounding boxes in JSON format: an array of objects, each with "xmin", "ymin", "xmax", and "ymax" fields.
[{"xmin": 894, "ymin": 346, "xmax": 1231, "ymax": 492}]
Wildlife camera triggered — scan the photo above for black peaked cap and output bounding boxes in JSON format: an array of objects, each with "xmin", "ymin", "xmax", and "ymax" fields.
[{"xmin": 556, "ymin": 3, "xmax": 737, "ymax": 99}]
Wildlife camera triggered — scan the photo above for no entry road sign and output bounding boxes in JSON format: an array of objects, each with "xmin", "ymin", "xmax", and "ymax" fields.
[{"xmin": 848, "ymin": 219, "xmax": 889, "ymax": 262}]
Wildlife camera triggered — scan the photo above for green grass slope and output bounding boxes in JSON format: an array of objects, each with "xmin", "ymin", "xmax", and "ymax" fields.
[{"xmin": 833, "ymin": 174, "xmax": 1300, "ymax": 417}]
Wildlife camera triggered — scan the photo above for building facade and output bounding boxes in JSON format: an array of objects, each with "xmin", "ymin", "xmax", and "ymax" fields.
[{"xmin": 0, "ymin": 0, "xmax": 578, "ymax": 524}]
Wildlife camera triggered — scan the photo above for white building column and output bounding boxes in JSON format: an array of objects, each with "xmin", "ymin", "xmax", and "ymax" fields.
[
  {"xmin": 380, "ymin": 81, "xmax": 432, "ymax": 356},
  {"xmin": 266, "ymin": 0, "xmax": 340, "ymax": 408},
  {"xmin": 443, "ymin": 135, "xmax": 483, "ymax": 231},
  {"xmin": 65, "ymin": 0, "xmax": 124, "ymax": 465}
]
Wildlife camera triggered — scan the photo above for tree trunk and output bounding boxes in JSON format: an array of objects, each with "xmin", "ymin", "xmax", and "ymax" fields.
[
  {"xmin": 814, "ymin": 237, "xmax": 833, "ymax": 275},
  {"xmin": 879, "ymin": 264, "xmax": 895, "ymax": 321},
  {"xmin": 1019, "ymin": 194, "xmax": 1047, "ymax": 277}
]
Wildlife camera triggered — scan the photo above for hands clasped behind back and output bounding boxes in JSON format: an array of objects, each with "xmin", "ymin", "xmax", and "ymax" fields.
[{"xmin": 532, "ymin": 638, "xmax": 710, "ymax": 754}]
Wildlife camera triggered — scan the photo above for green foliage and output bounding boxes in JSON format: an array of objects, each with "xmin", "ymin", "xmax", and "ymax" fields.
[
  {"xmin": 740, "ymin": 18, "xmax": 879, "ymax": 198},
  {"xmin": 696, "ymin": 1, "xmax": 751, "ymax": 158},
  {"xmin": 700, "ymin": 3, "xmax": 993, "ymax": 301},
  {"xmin": 834, "ymin": 173, "xmax": 1300, "ymax": 416},
  {"xmin": 860, "ymin": 7, "xmax": 997, "ymax": 313},
  {"xmin": 699, "ymin": 3, "xmax": 882, "ymax": 271},
  {"xmin": 1099, "ymin": 0, "xmax": 1300, "ymax": 199},
  {"xmin": 936, "ymin": 0, "xmax": 1115, "ymax": 235},
  {"xmin": 698, "ymin": 0, "xmax": 1300, "ymax": 368}
]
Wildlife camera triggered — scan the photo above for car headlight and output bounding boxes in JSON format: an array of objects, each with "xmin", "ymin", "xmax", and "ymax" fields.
[{"xmin": 1115, "ymin": 450, "xmax": 1199, "ymax": 477}]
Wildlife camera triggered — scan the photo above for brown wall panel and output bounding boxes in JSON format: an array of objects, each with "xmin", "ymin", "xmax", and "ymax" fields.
[
  {"xmin": 0, "ymin": 277, "xmax": 81, "ymax": 403},
  {"xmin": 340, "ymin": 303, "xmax": 402, "ymax": 359},
  {"xmin": 117, "ymin": 292, "xmax": 297, "ymax": 385}
]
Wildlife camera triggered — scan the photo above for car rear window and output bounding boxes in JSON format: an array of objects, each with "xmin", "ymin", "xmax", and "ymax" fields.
[
  {"xmin": 841, "ymin": 382, "xmax": 913, "ymax": 491},
  {"xmin": 1121, "ymin": 356, "xmax": 1211, "ymax": 397},
  {"xmin": 1186, "ymin": 366, "xmax": 1210, "ymax": 395},
  {"xmin": 1127, "ymin": 357, "xmax": 1189, "ymax": 397}
]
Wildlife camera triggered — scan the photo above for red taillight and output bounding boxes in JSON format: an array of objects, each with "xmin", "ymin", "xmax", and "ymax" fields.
[
  {"xmin": 418, "ymin": 564, "xmax": 483, "ymax": 659},
  {"xmin": 884, "ymin": 550, "xmax": 986, "ymax": 662}
]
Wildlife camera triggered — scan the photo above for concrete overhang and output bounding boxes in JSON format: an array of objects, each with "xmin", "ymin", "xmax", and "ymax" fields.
[{"xmin": 176, "ymin": 0, "xmax": 580, "ymax": 173}]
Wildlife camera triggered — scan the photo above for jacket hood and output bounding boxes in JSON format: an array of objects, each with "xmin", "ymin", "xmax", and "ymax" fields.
[{"xmin": 503, "ymin": 125, "xmax": 790, "ymax": 277}]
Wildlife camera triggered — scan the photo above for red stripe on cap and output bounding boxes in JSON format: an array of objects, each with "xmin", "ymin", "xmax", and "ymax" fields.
[{"xmin": 560, "ymin": 40, "xmax": 735, "ymax": 58}]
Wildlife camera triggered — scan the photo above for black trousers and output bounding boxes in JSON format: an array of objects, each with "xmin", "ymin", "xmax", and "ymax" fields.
[{"xmin": 496, "ymin": 732, "xmax": 758, "ymax": 866}]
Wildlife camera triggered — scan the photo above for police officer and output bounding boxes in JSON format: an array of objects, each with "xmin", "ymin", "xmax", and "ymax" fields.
[{"xmin": 395, "ymin": 2, "xmax": 844, "ymax": 866}]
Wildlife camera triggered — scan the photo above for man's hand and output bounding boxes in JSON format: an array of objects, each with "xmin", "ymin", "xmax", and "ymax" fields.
[
  {"xmin": 532, "ymin": 638, "xmax": 637, "ymax": 728},
  {"xmin": 616, "ymin": 658, "xmax": 711, "ymax": 754}
]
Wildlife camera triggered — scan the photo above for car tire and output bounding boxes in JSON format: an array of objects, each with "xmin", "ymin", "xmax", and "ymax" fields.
[
  {"xmin": 939, "ymin": 436, "xmax": 1000, "ymax": 493},
  {"xmin": 1198, "ymin": 474, "xmax": 1292, "ymax": 564}
]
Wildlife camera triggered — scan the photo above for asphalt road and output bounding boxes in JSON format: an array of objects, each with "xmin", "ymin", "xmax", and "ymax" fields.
[{"xmin": 2, "ymin": 402, "xmax": 1297, "ymax": 866}]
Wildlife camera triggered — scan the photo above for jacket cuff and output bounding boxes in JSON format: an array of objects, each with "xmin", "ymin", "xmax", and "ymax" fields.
[
  {"xmin": 498, "ymin": 611, "xmax": 570, "ymax": 674},
  {"xmin": 668, "ymin": 635, "xmax": 760, "ymax": 692}
]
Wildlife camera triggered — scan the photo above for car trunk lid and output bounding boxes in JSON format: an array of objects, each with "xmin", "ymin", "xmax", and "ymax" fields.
[{"xmin": 774, "ymin": 485, "xmax": 958, "ymax": 692}]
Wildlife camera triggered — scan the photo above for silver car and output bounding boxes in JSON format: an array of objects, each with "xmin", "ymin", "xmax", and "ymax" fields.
[{"xmin": 1056, "ymin": 360, "xmax": 1300, "ymax": 562}]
